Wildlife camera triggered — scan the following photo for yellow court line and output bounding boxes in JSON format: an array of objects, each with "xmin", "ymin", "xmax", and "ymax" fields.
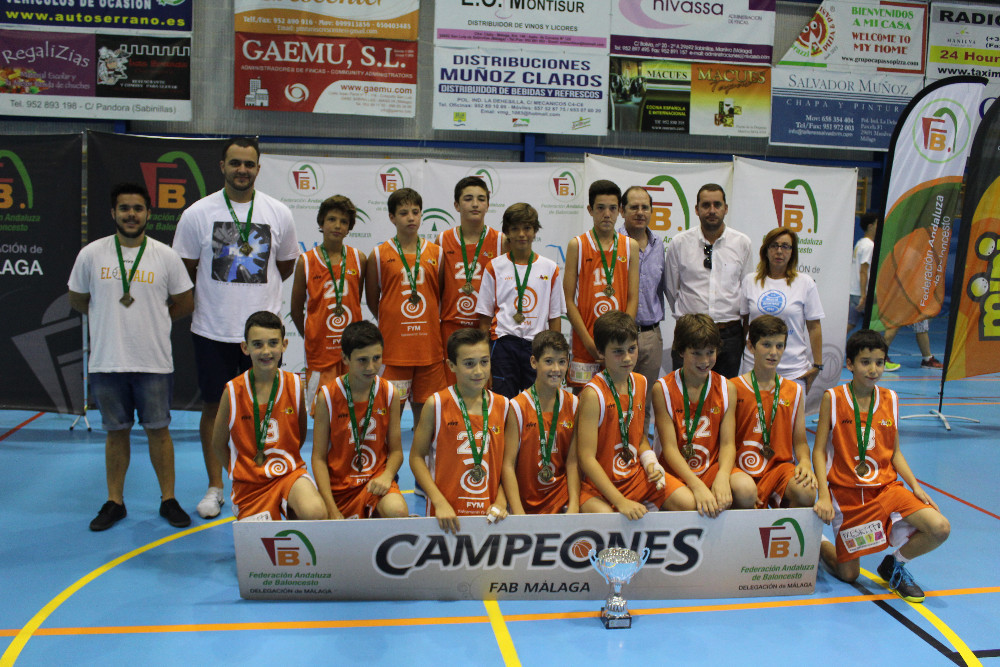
[
  {"xmin": 860, "ymin": 568, "xmax": 982, "ymax": 667},
  {"xmin": 0, "ymin": 517, "xmax": 235, "ymax": 667},
  {"xmin": 483, "ymin": 601, "xmax": 521, "ymax": 667}
]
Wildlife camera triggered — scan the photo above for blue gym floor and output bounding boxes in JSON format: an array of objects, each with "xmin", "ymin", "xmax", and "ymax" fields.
[{"xmin": 2, "ymin": 317, "xmax": 998, "ymax": 666}]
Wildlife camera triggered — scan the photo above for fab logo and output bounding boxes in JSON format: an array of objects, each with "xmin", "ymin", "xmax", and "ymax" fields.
[
  {"xmin": 0, "ymin": 150, "xmax": 33, "ymax": 210},
  {"xmin": 289, "ymin": 163, "xmax": 322, "ymax": 193},
  {"xmin": 913, "ymin": 100, "xmax": 972, "ymax": 164},
  {"xmin": 644, "ymin": 174, "xmax": 690, "ymax": 234},
  {"xmin": 771, "ymin": 179, "xmax": 818, "ymax": 234},
  {"xmin": 759, "ymin": 517, "xmax": 806, "ymax": 559},
  {"xmin": 139, "ymin": 151, "xmax": 207, "ymax": 210},
  {"xmin": 377, "ymin": 163, "xmax": 410, "ymax": 194},
  {"xmin": 550, "ymin": 167, "xmax": 580, "ymax": 203},
  {"xmin": 261, "ymin": 530, "xmax": 317, "ymax": 567}
]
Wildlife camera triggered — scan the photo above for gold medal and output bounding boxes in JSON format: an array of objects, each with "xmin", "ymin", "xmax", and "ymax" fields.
[
  {"xmin": 762, "ymin": 445, "xmax": 774, "ymax": 460},
  {"xmin": 513, "ymin": 312, "xmax": 525, "ymax": 324},
  {"xmin": 462, "ymin": 281, "xmax": 474, "ymax": 294},
  {"xmin": 855, "ymin": 461, "xmax": 870, "ymax": 477},
  {"xmin": 119, "ymin": 294, "xmax": 134, "ymax": 307},
  {"xmin": 604, "ymin": 286, "xmax": 615, "ymax": 297},
  {"xmin": 254, "ymin": 451, "xmax": 265, "ymax": 466},
  {"xmin": 470, "ymin": 464, "xmax": 485, "ymax": 483},
  {"xmin": 240, "ymin": 242, "xmax": 252, "ymax": 255},
  {"xmin": 683, "ymin": 445, "xmax": 694, "ymax": 460},
  {"xmin": 539, "ymin": 464, "xmax": 554, "ymax": 482},
  {"xmin": 353, "ymin": 454, "xmax": 364, "ymax": 472},
  {"xmin": 620, "ymin": 448, "xmax": 633, "ymax": 465},
  {"xmin": 334, "ymin": 305, "xmax": 345, "ymax": 317},
  {"xmin": 408, "ymin": 294, "xmax": 420, "ymax": 305}
]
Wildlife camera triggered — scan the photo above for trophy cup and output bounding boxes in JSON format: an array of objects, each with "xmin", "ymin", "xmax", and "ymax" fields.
[{"xmin": 588, "ymin": 547, "xmax": 650, "ymax": 629}]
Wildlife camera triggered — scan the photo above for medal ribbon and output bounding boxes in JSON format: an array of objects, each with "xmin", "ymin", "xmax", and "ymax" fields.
[
  {"xmin": 590, "ymin": 230, "xmax": 618, "ymax": 293},
  {"xmin": 223, "ymin": 191, "xmax": 255, "ymax": 247},
  {"xmin": 601, "ymin": 370, "xmax": 633, "ymax": 451},
  {"xmin": 392, "ymin": 236, "xmax": 422, "ymax": 299},
  {"xmin": 530, "ymin": 385, "xmax": 560, "ymax": 469},
  {"xmin": 319, "ymin": 245, "xmax": 348, "ymax": 311},
  {"xmin": 680, "ymin": 370, "xmax": 709, "ymax": 449},
  {"xmin": 114, "ymin": 235, "xmax": 147, "ymax": 300},
  {"xmin": 248, "ymin": 369, "xmax": 280, "ymax": 463},
  {"xmin": 343, "ymin": 375, "xmax": 377, "ymax": 467},
  {"xmin": 848, "ymin": 382, "xmax": 875, "ymax": 467},
  {"xmin": 455, "ymin": 389, "xmax": 489, "ymax": 470},
  {"xmin": 750, "ymin": 371, "xmax": 780, "ymax": 450},
  {"xmin": 460, "ymin": 226, "xmax": 487, "ymax": 285},
  {"xmin": 510, "ymin": 252, "xmax": 534, "ymax": 321}
]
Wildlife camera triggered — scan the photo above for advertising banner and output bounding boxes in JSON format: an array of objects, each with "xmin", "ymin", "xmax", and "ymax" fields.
[
  {"xmin": 688, "ymin": 62, "xmax": 770, "ymax": 137},
  {"xmin": 778, "ymin": 0, "xmax": 927, "ymax": 74},
  {"xmin": 234, "ymin": 33, "xmax": 417, "ymax": 117},
  {"xmin": 234, "ymin": 0, "xmax": 419, "ymax": 41},
  {"xmin": 0, "ymin": 0, "xmax": 191, "ymax": 32},
  {"xmin": 944, "ymin": 96, "xmax": 1000, "ymax": 382},
  {"xmin": 0, "ymin": 28, "xmax": 192, "ymax": 120},
  {"xmin": 732, "ymin": 156, "xmax": 857, "ymax": 409},
  {"xmin": 1, "ymin": 134, "xmax": 83, "ymax": 413},
  {"xmin": 611, "ymin": 58, "xmax": 690, "ymax": 133},
  {"xmin": 434, "ymin": 0, "xmax": 610, "ymax": 52},
  {"xmin": 234, "ymin": 509, "xmax": 822, "ymax": 601},
  {"xmin": 926, "ymin": 2, "xmax": 1000, "ymax": 116},
  {"xmin": 432, "ymin": 46, "xmax": 608, "ymax": 135},
  {"xmin": 769, "ymin": 67, "xmax": 922, "ymax": 151},
  {"xmin": 609, "ymin": 0, "xmax": 775, "ymax": 65},
  {"xmin": 85, "ymin": 132, "xmax": 227, "ymax": 409},
  {"xmin": 869, "ymin": 77, "xmax": 985, "ymax": 331}
]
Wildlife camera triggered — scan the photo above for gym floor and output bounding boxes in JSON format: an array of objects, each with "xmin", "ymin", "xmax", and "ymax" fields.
[{"xmin": 2, "ymin": 317, "xmax": 998, "ymax": 666}]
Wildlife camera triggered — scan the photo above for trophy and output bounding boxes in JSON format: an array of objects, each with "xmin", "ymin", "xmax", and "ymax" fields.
[{"xmin": 588, "ymin": 546, "xmax": 650, "ymax": 629}]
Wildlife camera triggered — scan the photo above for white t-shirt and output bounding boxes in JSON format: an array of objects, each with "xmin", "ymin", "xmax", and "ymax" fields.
[
  {"xmin": 68, "ymin": 235, "xmax": 192, "ymax": 373},
  {"xmin": 739, "ymin": 273, "xmax": 825, "ymax": 380},
  {"xmin": 850, "ymin": 236, "xmax": 874, "ymax": 297},
  {"xmin": 475, "ymin": 253, "xmax": 565, "ymax": 340},
  {"xmin": 172, "ymin": 189, "xmax": 298, "ymax": 342}
]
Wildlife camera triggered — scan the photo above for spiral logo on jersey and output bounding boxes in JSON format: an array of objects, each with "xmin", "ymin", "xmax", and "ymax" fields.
[
  {"xmin": 456, "ymin": 293, "xmax": 476, "ymax": 315},
  {"xmin": 326, "ymin": 308, "xmax": 353, "ymax": 334},
  {"xmin": 611, "ymin": 442, "xmax": 637, "ymax": 478},
  {"xmin": 284, "ymin": 83, "xmax": 309, "ymax": 103},
  {"xmin": 738, "ymin": 444, "xmax": 766, "ymax": 475},
  {"xmin": 400, "ymin": 292, "xmax": 426, "ymax": 318},
  {"xmin": 459, "ymin": 459, "xmax": 489, "ymax": 494},
  {"xmin": 518, "ymin": 287, "xmax": 539, "ymax": 315},
  {"xmin": 592, "ymin": 296, "xmax": 619, "ymax": 319},
  {"xmin": 263, "ymin": 449, "xmax": 295, "ymax": 479},
  {"xmin": 685, "ymin": 443, "xmax": 710, "ymax": 474},
  {"xmin": 853, "ymin": 456, "xmax": 880, "ymax": 482}
]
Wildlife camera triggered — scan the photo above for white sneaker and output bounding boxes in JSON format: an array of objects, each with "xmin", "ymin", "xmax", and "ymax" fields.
[{"xmin": 196, "ymin": 487, "xmax": 224, "ymax": 519}]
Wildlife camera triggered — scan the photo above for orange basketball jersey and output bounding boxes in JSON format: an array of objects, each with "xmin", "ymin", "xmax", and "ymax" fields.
[
  {"xmin": 733, "ymin": 374, "xmax": 801, "ymax": 478},
  {"xmin": 224, "ymin": 370, "xmax": 306, "ymax": 488},
  {"xmin": 302, "ymin": 245, "xmax": 364, "ymax": 370},
  {"xmin": 584, "ymin": 372, "xmax": 649, "ymax": 491},
  {"xmin": 572, "ymin": 232, "xmax": 631, "ymax": 363},
  {"xmin": 438, "ymin": 226, "xmax": 503, "ymax": 328},
  {"xmin": 510, "ymin": 388, "xmax": 578, "ymax": 514},
  {"xmin": 656, "ymin": 370, "xmax": 729, "ymax": 477},
  {"xmin": 372, "ymin": 239, "xmax": 444, "ymax": 366},
  {"xmin": 427, "ymin": 387, "xmax": 508, "ymax": 517},
  {"xmin": 319, "ymin": 376, "xmax": 396, "ymax": 494},
  {"xmin": 824, "ymin": 383, "xmax": 899, "ymax": 488}
]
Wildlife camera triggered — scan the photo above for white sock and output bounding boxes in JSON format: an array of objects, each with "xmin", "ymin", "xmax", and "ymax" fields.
[
  {"xmin": 894, "ymin": 550, "xmax": 911, "ymax": 564},
  {"xmin": 923, "ymin": 356, "xmax": 933, "ymax": 362}
]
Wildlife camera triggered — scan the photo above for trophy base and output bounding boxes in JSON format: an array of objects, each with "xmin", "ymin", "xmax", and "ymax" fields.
[{"xmin": 600, "ymin": 608, "xmax": 632, "ymax": 629}]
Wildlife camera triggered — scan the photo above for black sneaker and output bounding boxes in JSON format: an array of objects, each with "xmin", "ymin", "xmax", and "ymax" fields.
[
  {"xmin": 877, "ymin": 554, "xmax": 925, "ymax": 602},
  {"xmin": 90, "ymin": 500, "xmax": 126, "ymax": 531},
  {"xmin": 159, "ymin": 498, "xmax": 192, "ymax": 528}
]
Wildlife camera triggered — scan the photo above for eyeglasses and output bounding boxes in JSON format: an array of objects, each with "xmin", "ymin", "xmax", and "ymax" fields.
[
  {"xmin": 769, "ymin": 242, "xmax": 793, "ymax": 251},
  {"xmin": 703, "ymin": 243, "xmax": 713, "ymax": 269}
]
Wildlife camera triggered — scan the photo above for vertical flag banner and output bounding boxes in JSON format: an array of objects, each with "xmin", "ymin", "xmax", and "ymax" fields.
[
  {"xmin": 1, "ymin": 134, "xmax": 83, "ymax": 412},
  {"xmin": 944, "ymin": 97, "xmax": 1000, "ymax": 382},
  {"xmin": 869, "ymin": 76, "xmax": 986, "ymax": 331}
]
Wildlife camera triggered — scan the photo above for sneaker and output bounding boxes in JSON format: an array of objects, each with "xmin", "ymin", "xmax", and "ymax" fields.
[
  {"xmin": 159, "ymin": 498, "xmax": 192, "ymax": 528},
  {"xmin": 884, "ymin": 361, "xmax": 901, "ymax": 372},
  {"xmin": 90, "ymin": 500, "xmax": 126, "ymax": 531},
  {"xmin": 921, "ymin": 356, "xmax": 944, "ymax": 369},
  {"xmin": 877, "ymin": 554, "xmax": 925, "ymax": 603},
  {"xmin": 196, "ymin": 487, "xmax": 225, "ymax": 519}
]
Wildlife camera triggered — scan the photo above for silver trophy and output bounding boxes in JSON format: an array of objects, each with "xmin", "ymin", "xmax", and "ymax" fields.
[{"xmin": 588, "ymin": 546, "xmax": 650, "ymax": 629}]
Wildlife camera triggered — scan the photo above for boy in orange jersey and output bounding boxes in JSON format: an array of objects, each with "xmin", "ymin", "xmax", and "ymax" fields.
[
  {"xmin": 211, "ymin": 311, "xmax": 326, "ymax": 521},
  {"xmin": 578, "ymin": 311, "xmax": 689, "ymax": 519},
  {"xmin": 563, "ymin": 180, "xmax": 640, "ymax": 388},
  {"xmin": 365, "ymin": 187, "xmax": 446, "ymax": 429},
  {"xmin": 813, "ymin": 329, "xmax": 949, "ymax": 602},
  {"xmin": 311, "ymin": 321, "xmax": 408, "ymax": 519},
  {"xmin": 733, "ymin": 315, "xmax": 817, "ymax": 508},
  {"xmin": 439, "ymin": 176, "xmax": 506, "ymax": 384},
  {"xmin": 653, "ymin": 313, "xmax": 757, "ymax": 517},
  {"xmin": 501, "ymin": 330, "xmax": 580, "ymax": 514},
  {"xmin": 290, "ymin": 195, "xmax": 366, "ymax": 411},
  {"xmin": 410, "ymin": 327, "xmax": 509, "ymax": 533}
]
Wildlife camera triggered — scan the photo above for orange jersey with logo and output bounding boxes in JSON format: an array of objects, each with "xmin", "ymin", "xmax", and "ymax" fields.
[
  {"xmin": 824, "ymin": 383, "xmax": 899, "ymax": 488},
  {"xmin": 572, "ymin": 232, "xmax": 631, "ymax": 363},
  {"xmin": 372, "ymin": 239, "xmax": 444, "ymax": 366},
  {"xmin": 427, "ymin": 387, "xmax": 508, "ymax": 517},
  {"xmin": 584, "ymin": 372, "xmax": 649, "ymax": 490},
  {"xmin": 319, "ymin": 376, "xmax": 396, "ymax": 494},
  {"xmin": 733, "ymin": 374, "xmax": 801, "ymax": 478},
  {"xmin": 438, "ymin": 226, "xmax": 503, "ymax": 328},
  {"xmin": 656, "ymin": 370, "xmax": 729, "ymax": 477},
  {"xmin": 224, "ymin": 370, "xmax": 306, "ymax": 488},
  {"xmin": 302, "ymin": 245, "xmax": 364, "ymax": 370},
  {"xmin": 510, "ymin": 388, "xmax": 578, "ymax": 514}
]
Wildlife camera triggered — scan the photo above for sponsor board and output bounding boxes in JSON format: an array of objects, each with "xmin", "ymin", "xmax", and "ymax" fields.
[
  {"xmin": 434, "ymin": 0, "xmax": 610, "ymax": 52},
  {"xmin": 927, "ymin": 3, "xmax": 1000, "ymax": 116},
  {"xmin": 234, "ymin": 509, "xmax": 822, "ymax": 600},
  {"xmin": 235, "ymin": 0, "xmax": 419, "ymax": 41}
]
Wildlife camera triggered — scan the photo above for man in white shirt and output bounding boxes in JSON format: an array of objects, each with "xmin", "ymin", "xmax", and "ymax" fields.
[
  {"xmin": 68, "ymin": 183, "xmax": 194, "ymax": 531},
  {"xmin": 172, "ymin": 137, "xmax": 299, "ymax": 518},
  {"xmin": 664, "ymin": 183, "xmax": 753, "ymax": 378}
]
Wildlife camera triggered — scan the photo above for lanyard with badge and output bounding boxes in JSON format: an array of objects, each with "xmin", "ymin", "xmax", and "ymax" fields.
[
  {"xmin": 530, "ymin": 385, "xmax": 560, "ymax": 482},
  {"xmin": 591, "ymin": 230, "xmax": 618, "ymax": 297},
  {"xmin": 249, "ymin": 369, "xmax": 279, "ymax": 467},
  {"xmin": 393, "ymin": 236, "xmax": 422, "ymax": 305},
  {"xmin": 750, "ymin": 371, "xmax": 780, "ymax": 460},
  {"xmin": 510, "ymin": 251, "xmax": 534, "ymax": 324},
  {"xmin": 114, "ymin": 236, "xmax": 147, "ymax": 307},
  {"xmin": 680, "ymin": 370, "xmax": 709, "ymax": 460},
  {"xmin": 224, "ymin": 191, "xmax": 256, "ymax": 256},
  {"xmin": 343, "ymin": 375, "xmax": 377, "ymax": 471},
  {"xmin": 319, "ymin": 245, "xmax": 348, "ymax": 316},
  {"xmin": 459, "ymin": 227, "xmax": 487, "ymax": 294},
  {"xmin": 456, "ymin": 390, "xmax": 490, "ymax": 483},
  {"xmin": 849, "ymin": 383, "xmax": 875, "ymax": 477},
  {"xmin": 602, "ymin": 370, "xmax": 633, "ymax": 464}
]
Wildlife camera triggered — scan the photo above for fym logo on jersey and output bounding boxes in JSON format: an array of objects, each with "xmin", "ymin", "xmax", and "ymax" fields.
[
  {"xmin": 139, "ymin": 151, "xmax": 207, "ymax": 210},
  {"xmin": 261, "ymin": 530, "xmax": 317, "ymax": 566},
  {"xmin": 759, "ymin": 517, "xmax": 806, "ymax": 558}
]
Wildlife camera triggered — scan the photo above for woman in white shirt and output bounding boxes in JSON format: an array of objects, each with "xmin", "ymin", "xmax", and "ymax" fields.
[{"xmin": 739, "ymin": 227, "xmax": 825, "ymax": 391}]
